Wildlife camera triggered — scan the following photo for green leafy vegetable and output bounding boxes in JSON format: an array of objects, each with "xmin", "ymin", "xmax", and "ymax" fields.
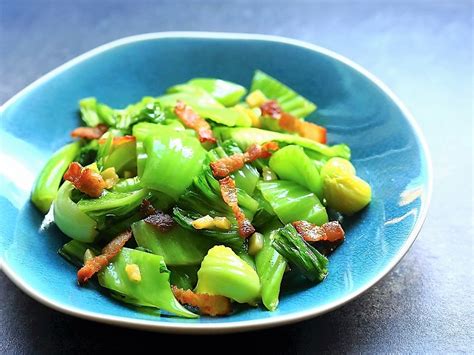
[
  {"xmin": 250, "ymin": 70, "xmax": 316, "ymax": 118},
  {"xmin": 321, "ymin": 157, "xmax": 372, "ymax": 215},
  {"xmin": 186, "ymin": 78, "xmax": 247, "ymax": 106},
  {"xmin": 98, "ymin": 247, "xmax": 198, "ymax": 318},
  {"xmin": 101, "ymin": 137, "xmax": 137, "ymax": 175},
  {"xmin": 269, "ymin": 145, "xmax": 323, "ymax": 199},
  {"xmin": 196, "ymin": 245, "xmax": 261, "ymax": 303},
  {"xmin": 255, "ymin": 224, "xmax": 287, "ymax": 311},
  {"xmin": 173, "ymin": 207, "xmax": 243, "ymax": 249},
  {"xmin": 58, "ymin": 239, "xmax": 100, "ymax": 267},
  {"xmin": 77, "ymin": 188, "xmax": 149, "ymax": 220},
  {"xmin": 169, "ymin": 265, "xmax": 199, "ymax": 290},
  {"xmin": 214, "ymin": 127, "xmax": 350, "ymax": 160},
  {"xmin": 132, "ymin": 220, "xmax": 215, "ymax": 266},
  {"xmin": 115, "ymin": 98, "xmax": 165, "ymax": 130},
  {"xmin": 76, "ymin": 140, "xmax": 99, "ymax": 166},
  {"xmin": 79, "ymin": 97, "xmax": 116, "ymax": 127},
  {"xmin": 258, "ymin": 180, "xmax": 328, "ymax": 226},
  {"xmin": 53, "ymin": 182, "xmax": 99, "ymax": 242},
  {"xmin": 139, "ymin": 126, "xmax": 206, "ymax": 199},
  {"xmin": 31, "ymin": 141, "xmax": 81, "ymax": 213},
  {"xmin": 272, "ymin": 224, "xmax": 328, "ymax": 282}
]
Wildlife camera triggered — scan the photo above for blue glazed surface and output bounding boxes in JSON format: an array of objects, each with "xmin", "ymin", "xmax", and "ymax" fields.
[{"xmin": 0, "ymin": 34, "xmax": 430, "ymax": 328}]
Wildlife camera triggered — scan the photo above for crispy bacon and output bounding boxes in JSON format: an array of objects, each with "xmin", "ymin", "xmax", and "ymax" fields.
[
  {"xmin": 245, "ymin": 141, "xmax": 279, "ymax": 161},
  {"xmin": 98, "ymin": 135, "xmax": 136, "ymax": 146},
  {"xmin": 210, "ymin": 142, "xmax": 279, "ymax": 178},
  {"xmin": 144, "ymin": 211, "xmax": 175, "ymax": 232},
  {"xmin": 210, "ymin": 154, "xmax": 245, "ymax": 178},
  {"xmin": 260, "ymin": 100, "xmax": 282, "ymax": 119},
  {"xmin": 292, "ymin": 220, "xmax": 345, "ymax": 254},
  {"xmin": 172, "ymin": 286, "xmax": 232, "ymax": 316},
  {"xmin": 64, "ymin": 162, "xmax": 106, "ymax": 197},
  {"xmin": 218, "ymin": 176, "xmax": 255, "ymax": 238},
  {"xmin": 174, "ymin": 101, "xmax": 216, "ymax": 144},
  {"xmin": 77, "ymin": 230, "xmax": 132, "ymax": 284},
  {"xmin": 279, "ymin": 112, "xmax": 327, "ymax": 143},
  {"xmin": 71, "ymin": 124, "xmax": 108, "ymax": 140},
  {"xmin": 140, "ymin": 199, "xmax": 157, "ymax": 217}
]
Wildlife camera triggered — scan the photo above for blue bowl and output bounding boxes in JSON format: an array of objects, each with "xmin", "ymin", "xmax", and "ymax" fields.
[{"xmin": 0, "ymin": 32, "xmax": 432, "ymax": 333}]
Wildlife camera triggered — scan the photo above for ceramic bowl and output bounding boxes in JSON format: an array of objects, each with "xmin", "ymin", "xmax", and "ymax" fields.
[{"xmin": 0, "ymin": 32, "xmax": 432, "ymax": 333}]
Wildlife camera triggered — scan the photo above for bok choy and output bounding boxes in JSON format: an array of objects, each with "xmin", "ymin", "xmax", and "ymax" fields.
[{"xmin": 32, "ymin": 70, "xmax": 371, "ymax": 319}]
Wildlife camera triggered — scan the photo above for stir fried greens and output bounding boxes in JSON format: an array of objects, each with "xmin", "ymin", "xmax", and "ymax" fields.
[{"xmin": 31, "ymin": 71, "xmax": 372, "ymax": 318}]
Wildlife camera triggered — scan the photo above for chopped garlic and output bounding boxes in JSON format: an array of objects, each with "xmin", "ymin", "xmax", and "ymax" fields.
[
  {"xmin": 192, "ymin": 215, "xmax": 215, "ymax": 229},
  {"xmin": 101, "ymin": 167, "xmax": 119, "ymax": 189},
  {"xmin": 125, "ymin": 264, "xmax": 141, "ymax": 282},
  {"xmin": 246, "ymin": 90, "xmax": 268, "ymax": 108},
  {"xmin": 213, "ymin": 216, "xmax": 231, "ymax": 230}
]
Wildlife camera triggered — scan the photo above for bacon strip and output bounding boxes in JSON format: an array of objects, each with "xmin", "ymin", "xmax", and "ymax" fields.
[
  {"xmin": 279, "ymin": 112, "xmax": 327, "ymax": 144},
  {"xmin": 77, "ymin": 230, "xmax": 132, "ymax": 284},
  {"xmin": 172, "ymin": 286, "xmax": 232, "ymax": 316},
  {"xmin": 293, "ymin": 220, "xmax": 345, "ymax": 243},
  {"xmin": 210, "ymin": 142, "xmax": 279, "ymax": 178},
  {"xmin": 71, "ymin": 124, "xmax": 108, "ymax": 140},
  {"xmin": 64, "ymin": 162, "xmax": 106, "ymax": 197},
  {"xmin": 140, "ymin": 199, "xmax": 157, "ymax": 217},
  {"xmin": 260, "ymin": 100, "xmax": 282, "ymax": 119},
  {"xmin": 218, "ymin": 176, "xmax": 255, "ymax": 238},
  {"xmin": 260, "ymin": 99, "xmax": 327, "ymax": 144},
  {"xmin": 174, "ymin": 101, "xmax": 216, "ymax": 144},
  {"xmin": 144, "ymin": 211, "xmax": 175, "ymax": 232}
]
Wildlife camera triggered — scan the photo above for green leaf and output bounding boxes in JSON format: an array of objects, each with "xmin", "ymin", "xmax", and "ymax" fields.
[
  {"xmin": 250, "ymin": 70, "xmax": 316, "ymax": 118},
  {"xmin": 53, "ymin": 182, "xmax": 99, "ymax": 242},
  {"xmin": 31, "ymin": 141, "xmax": 81, "ymax": 213},
  {"xmin": 79, "ymin": 97, "xmax": 117, "ymax": 127},
  {"xmin": 139, "ymin": 126, "xmax": 206, "ymax": 199},
  {"xmin": 98, "ymin": 248, "xmax": 198, "ymax": 318},
  {"xmin": 187, "ymin": 78, "xmax": 247, "ymax": 106},
  {"xmin": 214, "ymin": 127, "xmax": 351, "ymax": 160},
  {"xmin": 132, "ymin": 220, "xmax": 215, "ymax": 266},
  {"xmin": 258, "ymin": 180, "xmax": 328, "ymax": 226},
  {"xmin": 58, "ymin": 240, "xmax": 100, "ymax": 268},
  {"xmin": 77, "ymin": 189, "xmax": 149, "ymax": 220},
  {"xmin": 196, "ymin": 245, "xmax": 261, "ymax": 303},
  {"xmin": 272, "ymin": 224, "xmax": 328, "ymax": 282},
  {"xmin": 255, "ymin": 223, "xmax": 287, "ymax": 311},
  {"xmin": 173, "ymin": 207, "xmax": 244, "ymax": 250},
  {"xmin": 169, "ymin": 265, "xmax": 199, "ymax": 290},
  {"xmin": 269, "ymin": 145, "xmax": 323, "ymax": 199}
]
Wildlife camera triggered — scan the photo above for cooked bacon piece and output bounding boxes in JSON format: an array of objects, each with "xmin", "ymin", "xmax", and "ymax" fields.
[
  {"xmin": 64, "ymin": 162, "xmax": 106, "ymax": 197},
  {"xmin": 293, "ymin": 220, "xmax": 345, "ymax": 243},
  {"xmin": 245, "ymin": 141, "xmax": 279, "ymax": 161},
  {"xmin": 210, "ymin": 154, "xmax": 245, "ymax": 178},
  {"xmin": 77, "ymin": 230, "xmax": 132, "ymax": 284},
  {"xmin": 98, "ymin": 135, "xmax": 136, "ymax": 146},
  {"xmin": 279, "ymin": 112, "xmax": 327, "ymax": 143},
  {"xmin": 140, "ymin": 199, "xmax": 157, "ymax": 217},
  {"xmin": 210, "ymin": 142, "xmax": 279, "ymax": 178},
  {"xmin": 172, "ymin": 286, "xmax": 232, "ymax": 316},
  {"xmin": 260, "ymin": 100, "xmax": 282, "ymax": 119},
  {"xmin": 174, "ymin": 101, "xmax": 216, "ymax": 144},
  {"xmin": 144, "ymin": 211, "xmax": 175, "ymax": 232},
  {"xmin": 71, "ymin": 124, "xmax": 108, "ymax": 140},
  {"xmin": 218, "ymin": 176, "xmax": 255, "ymax": 238}
]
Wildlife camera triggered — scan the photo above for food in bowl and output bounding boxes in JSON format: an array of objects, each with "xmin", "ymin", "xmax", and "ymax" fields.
[{"xmin": 31, "ymin": 70, "xmax": 371, "ymax": 318}]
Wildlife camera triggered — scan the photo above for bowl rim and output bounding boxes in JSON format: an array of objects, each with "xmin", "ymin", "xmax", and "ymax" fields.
[{"xmin": 0, "ymin": 31, "xmax": 433, "ymax": 334}]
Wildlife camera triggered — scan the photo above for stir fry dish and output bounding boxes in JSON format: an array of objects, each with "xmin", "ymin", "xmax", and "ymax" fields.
[{"xmin": 31, "ymin": 71, "xmax": 372, "ymax": 318}]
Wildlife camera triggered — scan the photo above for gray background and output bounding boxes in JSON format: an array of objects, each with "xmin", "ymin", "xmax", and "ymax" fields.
[{"xmin": 1, "ymin": 0, "xmax": 472, "ymax": 353}]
